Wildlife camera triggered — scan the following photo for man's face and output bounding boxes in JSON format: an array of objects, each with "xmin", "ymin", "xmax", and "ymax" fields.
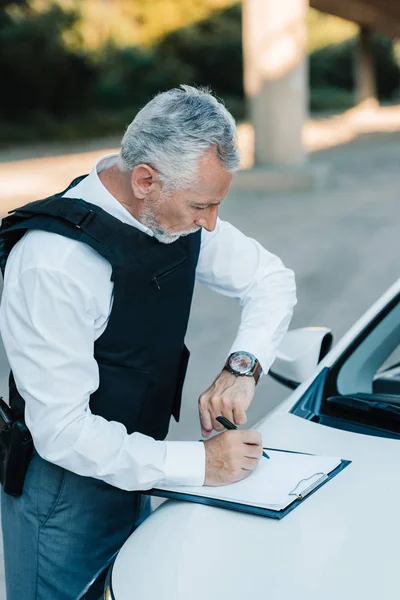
[{"xmin": 141, "ymin": 150, "xmax": 233, "ymax": 244}]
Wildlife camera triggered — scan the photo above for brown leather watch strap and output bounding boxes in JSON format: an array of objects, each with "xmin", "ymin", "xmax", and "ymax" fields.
[
  {"xmin": 252, "ymin": 360, "xmax": 262, "ymax": 385},
  {"xmin": 223, "ymin": 355, "xmax": 263, "ymax": 385}
]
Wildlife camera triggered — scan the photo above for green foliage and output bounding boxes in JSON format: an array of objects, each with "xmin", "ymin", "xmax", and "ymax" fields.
[
  {"xmin": 309, "ymin": 87, "xmax": 355, "ymax": 112},
  {"xmin": 153, "ymin": 4, "xmax": 242, "ymax": 96},
  {"xmin": 1, "ymin": 0, "xmax": 400, "ymax": 146},
  {"xmin": 91, "ymin": 4, "xmax": 243, "ymax": 115},
  {"xmin": 0, "ymin": 2, "xmax": 95, "ymax": 120},
  {"xmin": 0, "ymin": 108, "xmax": 134, "ymax": 145},
  {"xmin": 307, "ymin": 8, "xmax": 357, "ymax": 52},
  {"xmin": 70, "ymin": 0, "xmax": 237, "ymax": 51},
  {"xmin": 93, "ymin": 46, "xmax": 159, "ymax": 110},
  {"xmin": 310, "ymin": 34, "xmax": 400, "ymax": 100},
  {"xmin": 0, "ymin": 0, "xmax": 27, "ymax": 9}
]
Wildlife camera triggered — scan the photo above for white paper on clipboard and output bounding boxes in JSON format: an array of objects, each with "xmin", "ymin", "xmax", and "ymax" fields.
[{"xmin": 156, "ymin": 450, "xmax": 342, "ymax": 511}]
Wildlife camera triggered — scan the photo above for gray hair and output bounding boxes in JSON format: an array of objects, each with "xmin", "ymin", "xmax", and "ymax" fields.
[{"xmin": 119, "ymin": 85, "xmax": 240, "ymax": 191}]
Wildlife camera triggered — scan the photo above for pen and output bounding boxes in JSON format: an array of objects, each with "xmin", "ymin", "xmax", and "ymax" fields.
[{"xmin": 216, "ymin": 415, "xmax": 270, "ymax": 459}]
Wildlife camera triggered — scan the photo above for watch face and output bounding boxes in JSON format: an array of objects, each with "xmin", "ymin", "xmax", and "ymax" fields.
[{"xmin": 229, "ymin": 352, "xmax": 255, "ymax": 375}]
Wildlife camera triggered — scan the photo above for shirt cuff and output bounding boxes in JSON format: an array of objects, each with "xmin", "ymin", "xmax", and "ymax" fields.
[
  {"xmin": 163, "ymin": 441, "xmax": 206, "ymax": 487},
  {"xmin": 229, "ymin": 333, "xmax": 276, "ymax": 375}
]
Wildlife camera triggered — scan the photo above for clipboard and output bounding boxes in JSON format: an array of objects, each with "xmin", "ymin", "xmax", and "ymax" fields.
[{"xmin": 145, "ymin": 448, "xmax": 352, "ymax": 520}]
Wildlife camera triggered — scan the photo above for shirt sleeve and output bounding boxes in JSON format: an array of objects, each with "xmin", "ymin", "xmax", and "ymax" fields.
[
  {"xmin": 0, "ymin": 267, "xmax": 205, "ymax": 490},
  {"xmin": 196, "ymin": 219, "xmax": 297, "ymax": 373}
]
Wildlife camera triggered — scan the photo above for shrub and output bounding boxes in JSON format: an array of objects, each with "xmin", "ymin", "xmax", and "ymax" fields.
[
  {"xmin": 309, "ymin": 87, "xmax": 355, "ymax": 112},
  {"xmin": 309, "ymin": 34, "xmax": 400, "ymax": 101},
  {"xmin": 153, "ymin": 4, "xmax": 243, "ymax": 98},
  {"xmin": 0, "ymin": 3, "xmax": 96, "ymax": 120}
]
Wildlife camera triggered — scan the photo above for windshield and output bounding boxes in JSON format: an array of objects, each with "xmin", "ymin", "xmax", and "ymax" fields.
[{"xmin": 292, "ymin": 292, "xmax": 400, "ymax": 439}]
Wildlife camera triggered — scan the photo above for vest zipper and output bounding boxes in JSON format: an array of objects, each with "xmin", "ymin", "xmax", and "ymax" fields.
[{"xmin": 153, "ymin": 259, "xmax": 187, "ymax": 290}]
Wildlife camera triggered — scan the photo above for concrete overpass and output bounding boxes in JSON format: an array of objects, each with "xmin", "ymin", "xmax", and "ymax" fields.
[
  {"xmin": 240, "ymin": 0, "xmax": 400, "ymax": 189},
  {"xmin": 311, "ymin": 0, "xmax": 400, "ymax": 39}
]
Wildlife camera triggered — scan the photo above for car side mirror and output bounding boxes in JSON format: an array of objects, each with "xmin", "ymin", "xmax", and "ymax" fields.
[{"xmin": 268, "ymin": 327, "xmax": 333, "ymax": 389}]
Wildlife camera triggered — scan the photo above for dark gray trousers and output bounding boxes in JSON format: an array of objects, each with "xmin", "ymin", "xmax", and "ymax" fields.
[{"xmin": 1, "ymin": 450, "xmax": 150, "ymax": 599}]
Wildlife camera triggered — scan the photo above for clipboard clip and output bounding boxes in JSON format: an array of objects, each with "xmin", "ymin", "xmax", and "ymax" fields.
[{"xmin": 288, "ymin": 472, "xmax": 328, "ymax": 500}]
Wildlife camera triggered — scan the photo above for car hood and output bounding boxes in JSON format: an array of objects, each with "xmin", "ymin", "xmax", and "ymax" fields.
[{"xmin": 112, "ymin": 413, "xmax": 400, "ymax": 600}]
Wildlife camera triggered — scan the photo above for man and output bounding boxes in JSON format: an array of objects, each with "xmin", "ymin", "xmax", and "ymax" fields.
[{"xmin": 0, "ymin": 85, "xmax": 296, "ymax": 599}]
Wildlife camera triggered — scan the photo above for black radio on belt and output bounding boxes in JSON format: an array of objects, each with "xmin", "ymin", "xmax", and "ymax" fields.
[{"xmin": 0, "ymin": 397, "xmax": 33, "ymax": 496}]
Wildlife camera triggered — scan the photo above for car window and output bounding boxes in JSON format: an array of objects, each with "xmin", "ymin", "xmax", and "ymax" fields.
[
  {"xmin": 374, "ymin": 343, "xmax": 400, "ymax": 396},
  {"xmin": 335, "ymin": 296, "xmax": 400, "ymax": 397},
  {"xmin": 377, "ymin": 344, "xmax": 400, "ymax": 372},
  {"xmin": 292, "ymin": 291, "xmax": 400, "ymax": 438}
]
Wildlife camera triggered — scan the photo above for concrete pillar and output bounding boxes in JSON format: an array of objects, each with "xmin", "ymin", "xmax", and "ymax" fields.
[
  {"xmin": 242, "ymin": 0, "xmax": 308, "ymax": 167},
  {"xmin": 355, "ymin": 26, "xmax": 378, "ymax": 107}
]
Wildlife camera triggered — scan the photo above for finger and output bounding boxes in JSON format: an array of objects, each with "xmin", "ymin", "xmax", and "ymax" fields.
[
  {"xmin": 232, "ymin": 403, "xmax": 247, "ymax": 427},
  {"xmin": 244, "ymin": 445, "xmax": 263, "ymax": 460},
  {"xmin": 201, "ymin": 426, "xmax": 212, "ymax": 438},
  {"xmin": 199, "ymin": 403, "xmax": 213, "ymax": 437},
  {"xmin": 220, "ymin": 395, "xmax": 235, "ymax": 420},
  {"xmin": 240, "ymin": 429, "xmax": 262, "ymax": 446},
  {"xmin": 241, "ymin": 456, "xmax": 261, "ymax": 472},
  {"xmin": 214, "ymin": 421, "xmax": 224, "ymax": 432},
  {"xmin": 200, "ymin": 418, "xmax": 213, "ymax": 438},
  {"xmin": 209, "ymin": 396, "xmax": 225, "ymax": 430}
]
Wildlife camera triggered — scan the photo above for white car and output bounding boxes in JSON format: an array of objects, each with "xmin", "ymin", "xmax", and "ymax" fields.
[{"xmin": 103, "ymin": 279, "xmax": 400, "ymax": 600}]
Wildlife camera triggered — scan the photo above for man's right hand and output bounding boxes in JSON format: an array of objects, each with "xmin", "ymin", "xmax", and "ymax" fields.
[{"xmin": 203, "ymin": 430, "xmax": 263, "ymax": 486}]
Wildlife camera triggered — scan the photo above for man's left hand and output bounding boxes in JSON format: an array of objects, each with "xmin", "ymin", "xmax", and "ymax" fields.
[{"xmin": 198, "ymin": 371, "xmax": 256, "ymax": 438}]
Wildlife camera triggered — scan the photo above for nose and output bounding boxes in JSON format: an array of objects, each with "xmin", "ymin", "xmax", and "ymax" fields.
[{"xmin": 195, "ymin": 205, "xmax": 219, "ymax": 232}]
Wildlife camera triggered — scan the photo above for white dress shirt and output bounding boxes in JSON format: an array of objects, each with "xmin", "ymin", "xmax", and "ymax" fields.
[{"xmin": 0, "ymin": 153, "xmax": 296, "ymax": 491}]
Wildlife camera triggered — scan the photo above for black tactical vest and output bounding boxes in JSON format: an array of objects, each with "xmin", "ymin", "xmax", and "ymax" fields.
[{"xmin": 0, "ymin": 176, "xmax": 201, "ymax": 441}]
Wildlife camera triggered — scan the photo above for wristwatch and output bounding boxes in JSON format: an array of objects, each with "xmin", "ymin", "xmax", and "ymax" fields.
[{"xmin": 223, "ymin": 351, "xmax": 262, "ymax": 385}]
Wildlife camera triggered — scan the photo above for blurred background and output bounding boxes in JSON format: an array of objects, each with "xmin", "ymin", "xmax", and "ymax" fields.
[
  {"xmin": 0, "ymin": 0, "xmax": 400, "ymax": 596},
  {"xmin": 0, "ymin": 0, "xmax": 400, "ymax": 145}
]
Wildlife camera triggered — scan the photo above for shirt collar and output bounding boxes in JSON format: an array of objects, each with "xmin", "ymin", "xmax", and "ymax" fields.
[{"xmin": 79, "ymin": 153, "xmax": 154, "ymax": 237}]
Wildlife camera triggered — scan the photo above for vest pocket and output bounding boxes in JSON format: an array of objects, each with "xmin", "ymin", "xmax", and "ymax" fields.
[
  {"xmin": 90, "ymin": 363, "xmax": 149, "ymax": 435},
  {"xmin": 172, "ymin": 345, "xmax": 190, "ymax": 422},
  {"xmin": 152, "ymin": 259, "xmax": 188, "ymax": 298}
]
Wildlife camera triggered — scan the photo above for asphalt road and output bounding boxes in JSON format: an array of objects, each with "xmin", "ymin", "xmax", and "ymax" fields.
[
  {"xmin": 0, "ymin": 130, "xmax": 399, "ymax": 598},
  {"xmin": 171, "ymin": 131, "xmax": 400, "ymax": 441}
]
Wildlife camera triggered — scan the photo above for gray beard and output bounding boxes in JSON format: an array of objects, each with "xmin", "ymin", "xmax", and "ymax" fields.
[
  {"xmin": 141, "ymin": 204, "xmax": 200, "ymax": 244},
  {"xmin": 151, "ymin": 229, "xmax": 198, "ymax": 244}
]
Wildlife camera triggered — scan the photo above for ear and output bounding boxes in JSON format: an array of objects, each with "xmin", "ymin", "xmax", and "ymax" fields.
[{"xmin": 130, "ymin": 164, "xmax": 160, "ymax": 200}]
